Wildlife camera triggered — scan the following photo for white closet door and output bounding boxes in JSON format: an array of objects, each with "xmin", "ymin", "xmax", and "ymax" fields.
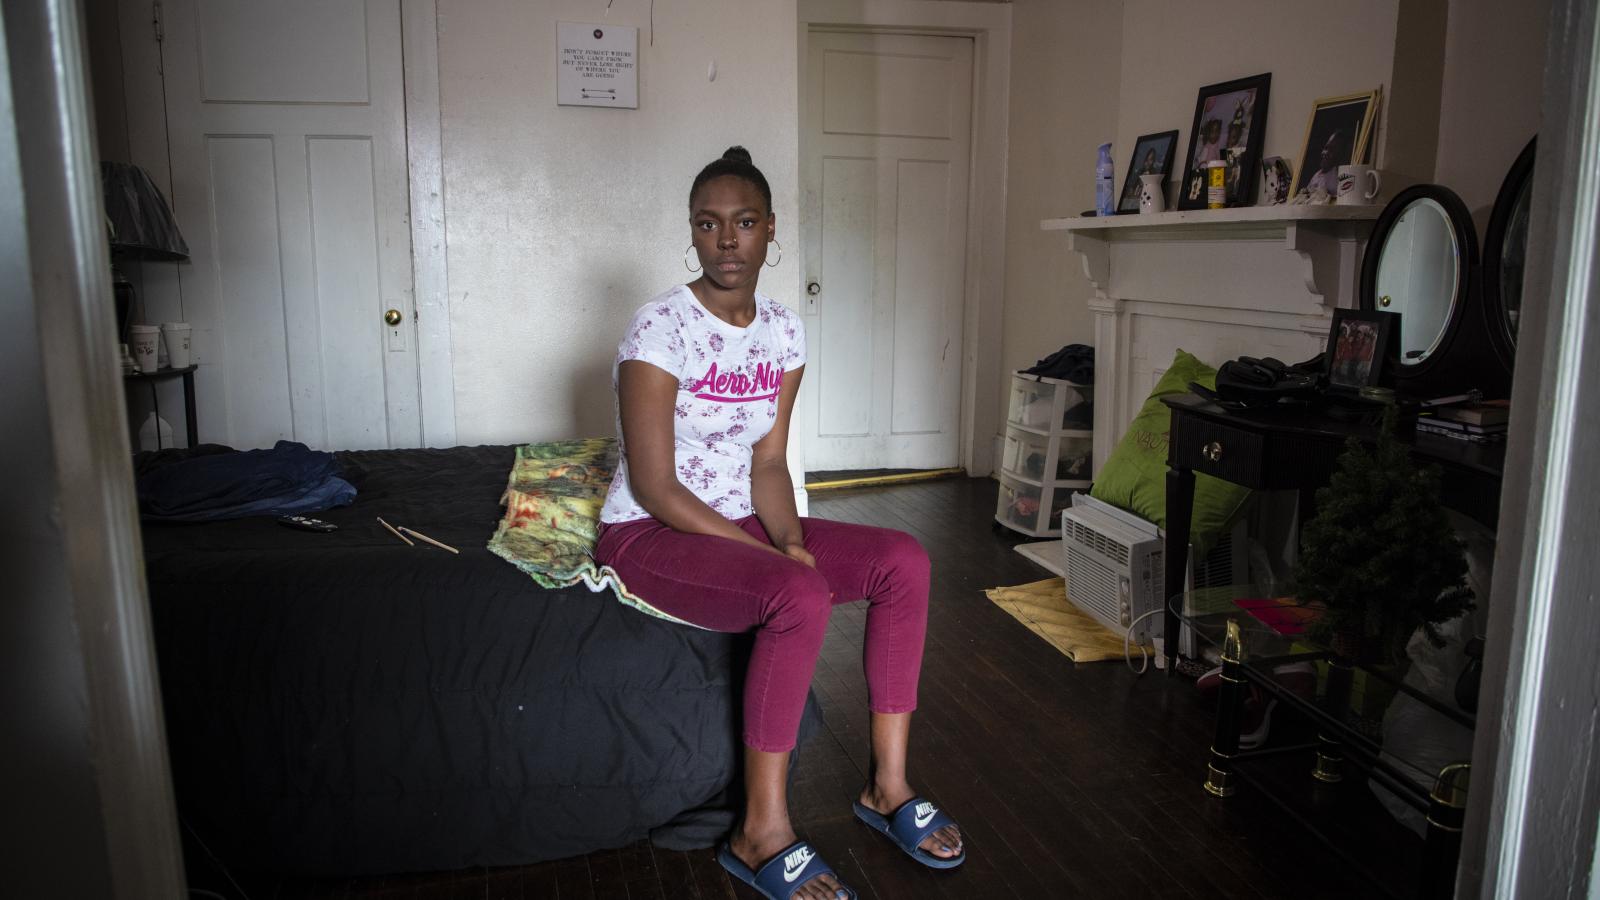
[
  {"xmin": 800, "ymin": 30, "xmax": 974, "ymax": 471},
  {"xmin": 157, "ymin": 0, "xmax": 419, "ymax": 450}
]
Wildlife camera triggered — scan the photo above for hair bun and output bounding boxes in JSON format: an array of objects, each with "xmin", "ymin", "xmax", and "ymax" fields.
[{"xmin": 721, "ymin": 145, "xmax": 753, "ymax": 165}]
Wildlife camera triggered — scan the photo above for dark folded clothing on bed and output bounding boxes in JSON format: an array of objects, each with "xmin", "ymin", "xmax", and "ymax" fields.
[{"xmin": 136, "ymin": 439, "xmax": 355, "ymax": 521}]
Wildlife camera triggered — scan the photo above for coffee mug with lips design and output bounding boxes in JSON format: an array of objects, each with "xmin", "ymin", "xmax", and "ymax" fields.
[{"xmin": 1336, "ymin": 164, "xmax": 1382, "ymax": 206}]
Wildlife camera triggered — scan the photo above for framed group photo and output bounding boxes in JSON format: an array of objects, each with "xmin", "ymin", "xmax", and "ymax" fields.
[
  {"xmin": 1324, "ymin": 308, "xmax": 1398, "ymax": 390},
  {"xmin": 1117, "ymin": 130, "xmax": 1179, "ymax": 214},
  {"xmin": 1292, "ymin": 89, "xmax": 1382, "ymax": 200},
  {"xmin": 1177, "ymin": 73, "xmax": 1271, "ymax": 210}
]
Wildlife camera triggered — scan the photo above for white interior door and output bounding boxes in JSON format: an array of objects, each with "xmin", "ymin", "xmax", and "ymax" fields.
[
  {"xmin": 154, "ymin": 0, "xmax": 419, "ymax": 450},
  {"xmin": 800, "ymin": 31, "xmax": 973, "ymax": 471}
]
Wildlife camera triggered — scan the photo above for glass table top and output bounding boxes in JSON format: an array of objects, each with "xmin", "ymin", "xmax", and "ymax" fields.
[{"xmin": 1172, "ymin": 584, "xmax": 1475, "ymax": 796}]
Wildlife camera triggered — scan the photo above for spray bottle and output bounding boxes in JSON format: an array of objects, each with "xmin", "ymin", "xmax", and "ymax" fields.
[{"xmin": 1096, "ymin": 143, "xmax": 1115, "ymax": 216}]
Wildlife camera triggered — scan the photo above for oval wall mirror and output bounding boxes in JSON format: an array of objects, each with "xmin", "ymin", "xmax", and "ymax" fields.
[
  {"xmin": 1483, "ymin": 136, "xmax": 1535, "ymax": 374},
  {"xmin": 1374, "ymin": 198, "xmax": 1461, "ymax": 365},
  {"xmin": 1360, "ymin": 184, "xmax": 1486, "ymax": 398}
]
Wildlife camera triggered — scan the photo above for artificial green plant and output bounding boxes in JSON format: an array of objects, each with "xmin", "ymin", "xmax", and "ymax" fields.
[{"xmin": 1291, "ymin": 409, "xmax": 1475, "ymax": 662}]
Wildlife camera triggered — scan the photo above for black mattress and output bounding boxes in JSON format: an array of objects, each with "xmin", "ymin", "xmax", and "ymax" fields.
[{"xmin": 140, "ymin": 444, "xmax": 816, "ymax": 876}]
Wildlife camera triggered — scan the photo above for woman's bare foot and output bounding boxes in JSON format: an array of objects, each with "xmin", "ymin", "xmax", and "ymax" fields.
[
  {"xmin": 728, "ymin": 822, "xmax": 850, "ymax": 900},
  {"xmin": 858, "ymin": 781, "xmax": 963, "ymax": 859}
]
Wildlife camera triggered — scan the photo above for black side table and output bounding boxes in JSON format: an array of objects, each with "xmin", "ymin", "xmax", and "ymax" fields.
[
  {"xmin": 1158, "ymin": 393, "xmax": 1502, "ymax": 900},
  {"xmin": 124, "ymin": 364, "xmax": 198, "ymax": 449},
  {"xmin": 1160, "ymin": 392, "xmax": 1504, "ymax": 672}
]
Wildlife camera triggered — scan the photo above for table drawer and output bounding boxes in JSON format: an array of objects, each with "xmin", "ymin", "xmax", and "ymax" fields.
[{"xmin": 1169, "ymin": 416, "xmax": 1266, "ymax": 485}]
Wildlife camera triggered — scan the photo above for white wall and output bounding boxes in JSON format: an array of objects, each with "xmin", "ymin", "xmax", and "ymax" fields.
[
  {"xmin": 997, "ymin": 0, "xmax": 1122, "ymax": 414},
  {"xmin": 437, "ymin": 0, "xmax": 800, "ymax": 446},
  {"xmin": 1114, "ymin": 0, "xmax": 1408, "ymax": 207},
  {"xmin": 1434, "ymin": 0, "xmax": 1548, "ymax": 221},
  {"xmin": 1003, "ymin": 0, "xmax": 1446, "ymax": 455},
  {"xmin": 88, "ymin": 0, "xmax": 1548, "ymax": 475}
]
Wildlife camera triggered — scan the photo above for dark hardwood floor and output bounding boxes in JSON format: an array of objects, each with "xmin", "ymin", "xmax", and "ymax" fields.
[{"xmin": 190, "ymin": 478, "xmax": 1421, "ymax": 900}]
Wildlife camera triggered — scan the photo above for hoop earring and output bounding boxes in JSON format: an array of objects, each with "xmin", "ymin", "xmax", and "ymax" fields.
[
  {"xmin": 684, "ymin": 245, "xmax": 701, "ymax": 273},
  {"xmin": 764, "ymin": 238, "xmax": 782, "ymax": 268}
]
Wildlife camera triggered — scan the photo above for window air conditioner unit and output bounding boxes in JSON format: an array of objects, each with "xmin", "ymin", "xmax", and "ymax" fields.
[{"xmin": 1061, "ymin": 494, "xmax": 1248, "ymax": 664}]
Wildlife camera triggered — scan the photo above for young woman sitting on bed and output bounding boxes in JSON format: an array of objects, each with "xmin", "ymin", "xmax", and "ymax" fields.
[{"xmin": 593, "ymin": 146, "xmax": 963, "ymax": 900}]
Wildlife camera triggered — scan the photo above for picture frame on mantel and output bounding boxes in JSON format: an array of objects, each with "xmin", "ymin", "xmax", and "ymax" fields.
[
  {"xmin": 1116, "ymin": 130, "xmax": 1179, "ymax": 214},
  {"xmin": 1291, "ymin": 89, "xmax": 1382, "ymax": 200},
  {"xmin": 1177, "ymin": 72, "xmax": 1271, "ymax": 211}
]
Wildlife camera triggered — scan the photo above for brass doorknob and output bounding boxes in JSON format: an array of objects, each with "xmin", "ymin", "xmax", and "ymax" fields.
[
  {"xmin": 384, "ymin": 309, "xmax": 402, "ymax": 326},
  {"xmin": 1379, "ymin": 294, "xmax": 1392, "ymax": 307}
]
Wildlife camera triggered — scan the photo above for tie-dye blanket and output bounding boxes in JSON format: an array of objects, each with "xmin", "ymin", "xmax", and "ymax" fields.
[{"xmin": 488, "ymin": 438, "xmax": 692, "ymax": 626}]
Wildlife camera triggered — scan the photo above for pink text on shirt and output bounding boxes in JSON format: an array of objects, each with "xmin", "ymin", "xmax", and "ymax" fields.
[{"xmin": 689, "ymin": 361, "xmax": 783, "ymax": 403}]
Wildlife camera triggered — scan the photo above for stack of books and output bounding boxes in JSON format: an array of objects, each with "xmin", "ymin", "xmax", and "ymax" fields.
[{"xmin": 1417, "ymin": 400, "xmax": 1510, "ymax": 443}]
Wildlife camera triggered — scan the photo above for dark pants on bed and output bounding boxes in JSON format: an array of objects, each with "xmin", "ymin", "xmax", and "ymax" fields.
[{"xmin": 594, "ymin": 515, "xmax": 930, "ymax": 753}]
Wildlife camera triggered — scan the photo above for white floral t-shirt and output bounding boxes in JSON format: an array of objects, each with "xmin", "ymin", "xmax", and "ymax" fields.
[{"xmin": 600, "ymin": 285, "xmax": 806, "ymax": 524}]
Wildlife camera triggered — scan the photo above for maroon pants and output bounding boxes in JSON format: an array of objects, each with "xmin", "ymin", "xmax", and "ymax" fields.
[{"xmin": 594, "ymin": 515, "xmax": 931, "ymax": 752}]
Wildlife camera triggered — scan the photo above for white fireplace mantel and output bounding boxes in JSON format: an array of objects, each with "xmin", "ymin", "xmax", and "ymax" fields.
[{"xmin": 1041, "ymin": 204, "xmax": 1382, "ymax": 476}]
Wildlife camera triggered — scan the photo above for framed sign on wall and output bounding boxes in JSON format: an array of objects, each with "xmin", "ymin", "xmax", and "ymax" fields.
[{"xmin": 557, "ymin": 22, "xmax": 638, "ymax": 109}]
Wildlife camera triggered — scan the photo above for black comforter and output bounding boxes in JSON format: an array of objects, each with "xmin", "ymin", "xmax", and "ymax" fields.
[{"xmin": 141, "ymin": 445, "xmax": 816, "ymax": 876}]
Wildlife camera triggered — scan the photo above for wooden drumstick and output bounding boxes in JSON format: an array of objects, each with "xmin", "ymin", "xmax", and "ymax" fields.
[
  {"xmin": 377, "ymin": 516, "xmax": 414, "ymax": 546},
  {"xmin": 399, "ymin": 525, "xmax": 459, "ymax": 555}
]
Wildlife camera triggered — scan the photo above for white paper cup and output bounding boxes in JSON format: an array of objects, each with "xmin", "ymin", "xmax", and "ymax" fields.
[
  {"xmin": 161, "ymin": 322, "xmax": 192, "ymax": 369},
  {"xmin": 128, "ymin": 325, "xmax": 160, "ymax": 373}
]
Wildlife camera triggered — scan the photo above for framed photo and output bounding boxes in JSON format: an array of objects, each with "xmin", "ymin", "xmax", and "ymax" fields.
[
  {"xmin": 1116, "ymin": 130, "xmax": 1178, "ymax": 214},
  {"xmin": 1177, "ymin": 73, "xmax": 1271, "ymax": 211},
  {"xmin": 1324, "ymin": 308, "xmax": 1398, "ymax": 390},
  {"xmin": 1292, "ymin": 89, "xmax": 1382, "ymax": 200}
]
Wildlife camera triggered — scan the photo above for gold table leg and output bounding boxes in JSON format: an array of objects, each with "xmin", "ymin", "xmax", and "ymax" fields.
[
  {"xmin": 1204, "ymin": 619, "xmax": 1245, "ymax": 798},
  {"xmin": 1311, "ymin": 656, "xmax": 1354, "ymax": 783},
  {"xmin": 1421, "ymin": 763, "xmax": 1469, "ymax": 899}
]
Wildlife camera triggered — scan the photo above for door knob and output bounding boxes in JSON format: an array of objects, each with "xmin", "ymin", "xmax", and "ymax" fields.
[
  {"xmin": 806, "ymin": 281, "xmax": 821, "ymax": 296},
  {"xmin": 384, "ymin": 309, "xmax": 403, "ymax": 326}
]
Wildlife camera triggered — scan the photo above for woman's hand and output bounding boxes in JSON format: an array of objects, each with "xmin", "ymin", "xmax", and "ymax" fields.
[{"xmin": 782, "ymin": 542, "xmax": 816, "ymax": 568}]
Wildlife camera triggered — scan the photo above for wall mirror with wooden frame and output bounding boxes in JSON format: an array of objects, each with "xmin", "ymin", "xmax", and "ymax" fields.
[
  {"xmin": 1358, "ymin": 140, "xmax": 1534, "ymax": 401},
  {"xmin": 1482, "ymin": 137, "xmax": 1536, "ymax": 378}
]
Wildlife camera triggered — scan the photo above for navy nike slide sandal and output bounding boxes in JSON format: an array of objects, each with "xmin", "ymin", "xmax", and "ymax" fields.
[
  {"xmin": 852, "ymin": 796, "xmax": 966, "ymax": 869},
  {"xmin": 717, "ymin": 839, "xmax": 857, "ymax": 900}
]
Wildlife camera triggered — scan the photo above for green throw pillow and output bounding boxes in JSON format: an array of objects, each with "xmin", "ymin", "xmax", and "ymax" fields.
[{"xmin": 1089, "ymin": 349, "xmax": 1251, "ymax": 557}]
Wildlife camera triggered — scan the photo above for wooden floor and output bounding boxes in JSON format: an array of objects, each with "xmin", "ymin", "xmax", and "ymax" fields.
[{"xmin": 190, "ymin": 478, "xmax": 1422, "ymax": 900}]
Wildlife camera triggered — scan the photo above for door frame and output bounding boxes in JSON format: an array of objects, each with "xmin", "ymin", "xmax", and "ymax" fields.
[
  {"xmin": 113, "ymin": 0, "xmax": 456, "ymax": 448},
  {"xmin": 797, "ymin": 0, "xmax": 1011, "ymax": 475},
  {"xmin": 5, "ymin": 0, "xmax": 186, "ymax": 893},
  {"xmin": 1458, "ymin": 0, "xmax": 1600, "ymax": 893}
]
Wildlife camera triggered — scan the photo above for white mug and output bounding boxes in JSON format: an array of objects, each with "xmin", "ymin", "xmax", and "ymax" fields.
[
  {"xmin": 1336, "ymin": 165, "xmax": 1382, "ymax": 205},
  {"xmin": 1138, "ymin": 174, "xmax": 1165, "ymax": 214}
]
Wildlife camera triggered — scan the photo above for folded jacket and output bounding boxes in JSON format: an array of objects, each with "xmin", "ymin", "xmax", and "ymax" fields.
[
  {"xmin": 1022, "ymin": 343, "xmax": 1095, "ymax": 384},
  {"xmin": 137, "ymin": 440, "xmax": 356, "ymax": 522}
]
